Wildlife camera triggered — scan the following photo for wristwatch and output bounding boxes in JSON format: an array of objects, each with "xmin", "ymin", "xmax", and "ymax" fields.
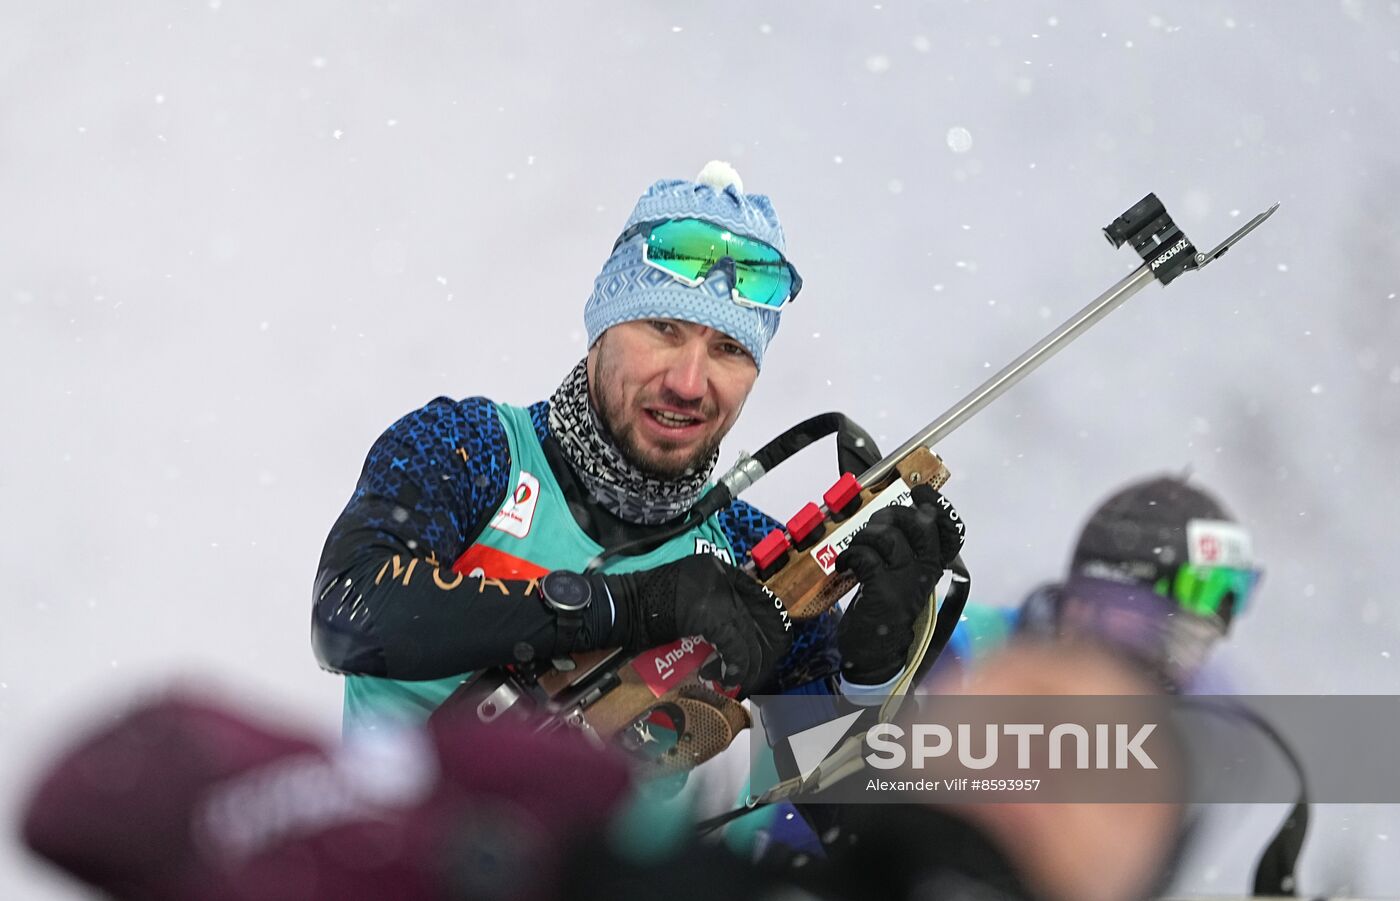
[{"xmin": 539, "ymin": 570, "xmax": 593, "ymax": 654}]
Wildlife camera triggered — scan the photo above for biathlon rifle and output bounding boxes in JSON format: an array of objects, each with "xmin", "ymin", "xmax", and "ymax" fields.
[{"xmin": 437, "ymin": 194, "xmax": 1279, "ymax": 774}]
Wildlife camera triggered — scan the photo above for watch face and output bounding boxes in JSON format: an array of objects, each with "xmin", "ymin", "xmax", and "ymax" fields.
[{"xmin": 542, "ymin": 570, "xmax": 591, "ymax": 611}]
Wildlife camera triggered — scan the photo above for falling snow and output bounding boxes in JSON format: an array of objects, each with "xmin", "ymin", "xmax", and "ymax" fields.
[
  {"xmin": 8, "ymin": 5, "xmax": 1400, "ymax": 898},
  {"xmin": 946, "ymin": 127, "xmax": 974, "ymax": 153}
]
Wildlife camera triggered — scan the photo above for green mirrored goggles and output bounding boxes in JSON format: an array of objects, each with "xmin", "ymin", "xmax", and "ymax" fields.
[
  {"xmin": 1153, "ymin": 564, "xmax": 1261, "ymax": 620},
  {"xmin": 614, "ymin": 218, "xmax": 802, "ymax": 310}
]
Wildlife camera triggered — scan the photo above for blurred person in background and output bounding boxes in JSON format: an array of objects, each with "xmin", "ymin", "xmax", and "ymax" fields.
[
  {"xmin": 948, "ymin": 474, "xmax": 1308, "ymax": 898},
  {"xmin": 944, "ymin": 475, "xmax": 1260, "ymax": 692}
]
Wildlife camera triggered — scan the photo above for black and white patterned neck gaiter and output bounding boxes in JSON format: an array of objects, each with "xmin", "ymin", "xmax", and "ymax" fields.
[{"xmin": 547, "ymin": 359, "xmax": 716, "ymax": 525}]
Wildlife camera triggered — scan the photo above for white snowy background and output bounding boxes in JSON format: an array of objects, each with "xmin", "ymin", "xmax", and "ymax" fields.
[{"xmin": 3, "ymin": 1, "xmax": 1398, "ymax": 897}]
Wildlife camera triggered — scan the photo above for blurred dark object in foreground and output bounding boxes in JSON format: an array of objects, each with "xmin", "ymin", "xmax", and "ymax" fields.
[
  {"xmin": 21, "ymin": 646, "xmax": 1182, "ymax": 901},
  {"xmin": 20, "ymin": 691, "xmax": 632, "ymax": 901}
]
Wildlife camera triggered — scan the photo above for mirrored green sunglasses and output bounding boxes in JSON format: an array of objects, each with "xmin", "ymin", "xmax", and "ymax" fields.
[
  {"xmin": 1154, "ymin": 564, "xmax": 1262, "ymax": 621},
  {"xmin": 614, "ymin": 218, "xmax": 802, "ymax": 310}
]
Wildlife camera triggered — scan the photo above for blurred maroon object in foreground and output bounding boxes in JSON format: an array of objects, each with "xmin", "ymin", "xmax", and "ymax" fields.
[{"xmin": 21, "ymin": 691, "xmax": 633, "ymax": 901}]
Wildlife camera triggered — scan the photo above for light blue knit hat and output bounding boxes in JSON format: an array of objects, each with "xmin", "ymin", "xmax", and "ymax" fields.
[{"xmin": 583, "ymin": 162, "xmax": 788, "ymax": 370}]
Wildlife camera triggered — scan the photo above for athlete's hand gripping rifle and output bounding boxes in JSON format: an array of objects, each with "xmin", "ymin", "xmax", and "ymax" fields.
[{"xmin": 440, "ymin": 194, "xmax": 1279, "ymax": 774}]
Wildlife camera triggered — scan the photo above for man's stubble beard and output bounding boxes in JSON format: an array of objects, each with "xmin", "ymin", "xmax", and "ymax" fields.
[{"xmin": 589, "ymin": 345, "xmax": 726, "ymax": 482}]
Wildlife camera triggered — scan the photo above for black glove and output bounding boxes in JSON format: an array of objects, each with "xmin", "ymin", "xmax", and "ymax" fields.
[
  {"xmin": 595, "ymin": 555, "xmax": 794, "ymax": 694},
  {"xmin": 836, "ymin": 485, "xmax": 966, "ymax": 685}
]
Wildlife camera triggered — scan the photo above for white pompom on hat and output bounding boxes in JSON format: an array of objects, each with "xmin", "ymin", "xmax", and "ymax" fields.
[{"xmin": 694, "ymin": 160, "xmax": 744, "ymax": 194}]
